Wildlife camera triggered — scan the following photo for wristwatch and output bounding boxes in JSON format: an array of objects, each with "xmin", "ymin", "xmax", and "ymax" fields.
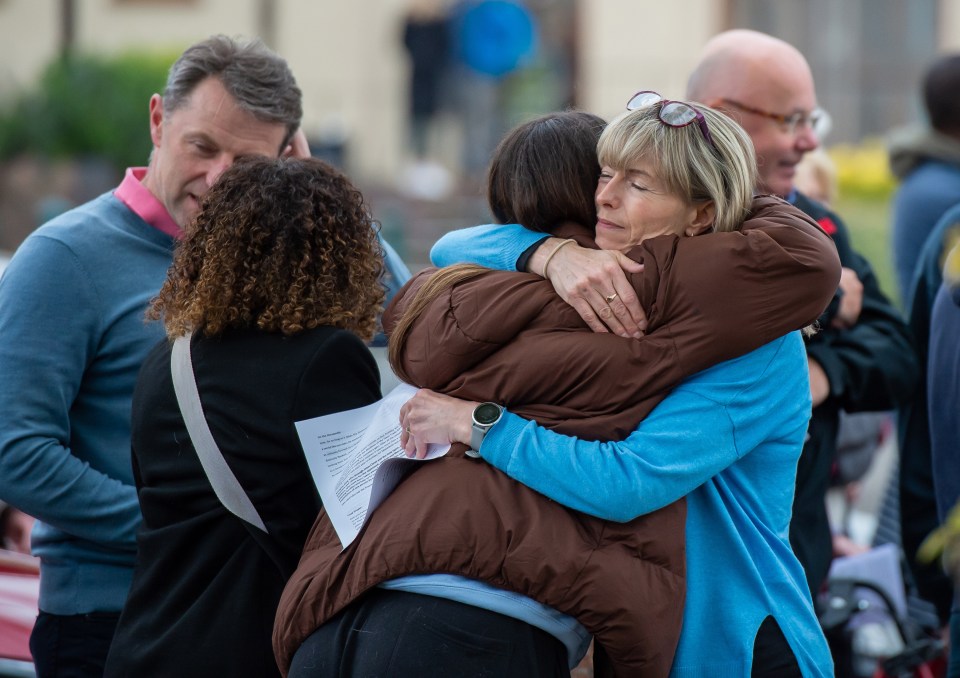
[{"xmin": 468, "ymin": 402, "xmax": 503, "ymax": 458}]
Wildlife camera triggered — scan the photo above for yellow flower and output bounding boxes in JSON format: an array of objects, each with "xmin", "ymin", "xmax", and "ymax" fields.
[
  {"xmin": 918, "ymin": 499, "xmax": 960, "ymax": 585},
  {"xmin": 944, "ymin": 241, "xmax": 960, "ymax": 286}
]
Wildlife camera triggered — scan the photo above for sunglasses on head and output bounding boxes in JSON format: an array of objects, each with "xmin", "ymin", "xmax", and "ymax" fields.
[{"xmin": 626, "ymin": 90, "xmax": 717, "ymax": 150}]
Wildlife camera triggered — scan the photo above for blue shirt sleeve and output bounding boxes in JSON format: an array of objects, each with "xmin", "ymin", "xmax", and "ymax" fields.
[
  {"xmin": 430, "ymin": 223, "xmax": 547, "ymax": 271},
  {"xmin": 480, "ymin": 391, "xmax": 738, "ymax": 522},
  {"xmin": 478, "ymin": 336, "xmax": 809, "ymax": 522}
]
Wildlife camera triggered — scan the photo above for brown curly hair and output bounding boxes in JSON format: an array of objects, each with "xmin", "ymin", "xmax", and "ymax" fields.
[{"xmin": 149, "ymin": 156, "xmax": 385, "ymax": 340}]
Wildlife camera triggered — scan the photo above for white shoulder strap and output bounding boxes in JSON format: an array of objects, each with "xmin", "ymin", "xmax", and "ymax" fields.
[{"xmin": 170, "ymin": 333, "xmax": 268, "ymax": 533}]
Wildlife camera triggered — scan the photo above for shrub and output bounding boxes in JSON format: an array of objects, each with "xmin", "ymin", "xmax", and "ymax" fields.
[{"xmin": 0, "ymin": 50, "xmax": 174, "ymax": 172}]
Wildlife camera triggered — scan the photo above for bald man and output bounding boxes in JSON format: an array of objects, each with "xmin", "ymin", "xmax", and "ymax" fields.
[
  {"xmin": 686, "ymin": 30, "xmax": 821, "ymax": 199},
  {"xmin": 687, "ymin": 30, "xmax": 919, "ymax": 603}
]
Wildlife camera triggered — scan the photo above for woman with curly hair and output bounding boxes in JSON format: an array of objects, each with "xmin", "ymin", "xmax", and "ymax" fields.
[{"xmin": 104, "ymin": 157, "xmax": 384, "ymax": 678}]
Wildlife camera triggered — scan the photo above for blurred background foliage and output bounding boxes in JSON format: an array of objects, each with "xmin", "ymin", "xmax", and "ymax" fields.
[
  {"xmin": 826, "ymin": 140, "xmax": 899, "ymax": 306},
  {"xmin": 835, "ymin": 194, "xmax": 897, "ymax": 306},
  {"xmin": 829, "ymin": 140, "xmax": 898, "ymax": 200},
  {"xmin": 0, "ymin": 50, "xmax": 173, "ymax": 173}
]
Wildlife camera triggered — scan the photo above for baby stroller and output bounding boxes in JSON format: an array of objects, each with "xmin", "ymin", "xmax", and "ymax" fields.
[{"xmin": 818, "ymin": 544, "xmax": 947, "ymax": 678}]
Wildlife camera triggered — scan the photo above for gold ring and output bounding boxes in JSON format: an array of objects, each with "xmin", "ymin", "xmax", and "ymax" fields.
[
  {"xmin": 404, "ymin": 426, "xmax": 411, "ymax": 434},
  {"xmin": 605, "ymin": 293, "xmax": 618, "ymax": 303}
]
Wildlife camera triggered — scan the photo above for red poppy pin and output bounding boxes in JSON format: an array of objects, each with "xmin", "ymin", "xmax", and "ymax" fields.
[{"xmin": 817, "ymin": 216, "xmax": 838, "ymax": 236}]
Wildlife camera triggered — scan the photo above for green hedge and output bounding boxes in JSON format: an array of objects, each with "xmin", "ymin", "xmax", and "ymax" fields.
[{"xmin": 0, "ymin": 51, "xmax": 175, "ymax": 172}]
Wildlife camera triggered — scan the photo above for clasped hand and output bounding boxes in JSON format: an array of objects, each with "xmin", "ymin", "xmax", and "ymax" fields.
[{"xmin": 534, "ymin": 239, "xmax": 648, "ymax": 338}]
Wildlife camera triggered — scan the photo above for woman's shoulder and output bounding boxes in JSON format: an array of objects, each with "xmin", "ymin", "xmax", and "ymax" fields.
[
  {"xmin": 192, "ymin": 327, "xmax": 380, "ymax": 411},
  {"xmin": 677, "ymin": 333, "xmax": 806, "ymax": 398},
  {"xmin": 192, "ymin": 326, "xmax": 374, "ymax": 373},
  {"xmin": 719, "ymin": 332, "xmax": 806, "ymax": 375}
]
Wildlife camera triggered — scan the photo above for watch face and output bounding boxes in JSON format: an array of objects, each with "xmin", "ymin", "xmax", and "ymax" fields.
[{"xmin": 474, "ymin": 402, "xmax": 502, "ymax": 426}]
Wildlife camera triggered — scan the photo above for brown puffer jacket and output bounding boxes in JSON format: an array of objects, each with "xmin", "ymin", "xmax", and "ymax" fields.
[{"xmin": 273, "ymin": 196, "xmax": 841, "ymax": 677}]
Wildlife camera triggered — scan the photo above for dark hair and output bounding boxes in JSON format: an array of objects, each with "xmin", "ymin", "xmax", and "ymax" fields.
[
  {"xmin": 149, "ymin": 156, "xmax": 384, "ymax": 340},
  {"xmin": 924, "ymin": 53, "xmax": 960, "ymax": 135},
  {"xmin": 163, "ymin": 35, "xmax": 302, "ymax": 149},
  {"xmin": 486, "ymin": 111, "xmax": 606, "ymax": 233}
]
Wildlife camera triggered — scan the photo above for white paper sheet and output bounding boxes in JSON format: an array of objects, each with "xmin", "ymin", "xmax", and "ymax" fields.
[{"xmin": 295, "ymin": 382, "xmax": 450, "ymax": 548}]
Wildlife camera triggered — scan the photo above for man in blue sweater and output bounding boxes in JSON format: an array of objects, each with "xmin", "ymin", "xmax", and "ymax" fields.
[
  {"xmin": 0, "ymin": 35, "xmax": 302, "ymax": 676},
  {"xmin": 0, "ymin": 35, "xmax": 407, "ymax": 676}
]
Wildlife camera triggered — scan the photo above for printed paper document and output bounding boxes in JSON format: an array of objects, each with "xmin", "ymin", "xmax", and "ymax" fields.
[{"xmin": 296, "ymin": 382, "xmax": 450, "ymax": 547}]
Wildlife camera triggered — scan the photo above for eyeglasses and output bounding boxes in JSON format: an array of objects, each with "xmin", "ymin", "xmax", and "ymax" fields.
[
  {"xmin": 720, "ymin": 98, "xmax": 832, "ymax": 139},
  {"xmin": 626, "ymin": 90, "xmax": 716, "ymax": 150}
]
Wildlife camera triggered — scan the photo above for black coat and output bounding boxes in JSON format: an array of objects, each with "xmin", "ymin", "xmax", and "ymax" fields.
[
  {"xmin": 789, "ymin": 191, "xmax": 918, "ymax": 597},
  {"xmin": 105, "ymin": 327, "xmax": 381, "ymax": 678}
]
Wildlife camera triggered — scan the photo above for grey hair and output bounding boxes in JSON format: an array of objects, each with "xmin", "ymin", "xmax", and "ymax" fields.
[
  {"xmin": 597, "ymin": 102, "xmax": 757, "ymax": 234},
  {"xmin": 162, "ymin": 35, "xmax": 302, "ymax": 150}
]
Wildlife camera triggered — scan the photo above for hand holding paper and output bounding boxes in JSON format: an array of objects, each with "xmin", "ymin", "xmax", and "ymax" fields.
[
  {"xmin": 399, "ymin": 387, "xmax": 478, "ymax": 459},
  {"xmin": 295, "ymin": 382, "xmax": 450, "ymax": 548}
]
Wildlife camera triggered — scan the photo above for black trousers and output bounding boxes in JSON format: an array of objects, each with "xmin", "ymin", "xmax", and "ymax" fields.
[
  {"xmin": 29, "ymin": 610, "xmax": 120, "ymax": 678},
  {"xmin": 288, "ymin": 589, "xmax": 568, "ymax": 678},
  {"xmin": 752, "ymin": 615, "xmax": 803, "ymax": 677}
]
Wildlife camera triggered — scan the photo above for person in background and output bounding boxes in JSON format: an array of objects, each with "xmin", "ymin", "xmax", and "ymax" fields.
[
  {"xmin": 682, "ymin": 28, "xmax": 916, "ymax": 607},
  {"xmin": 889, "ymin": 53, "xmax": 960, "ymax": 636},
  {"xmin": 449, "ymin": 0, "xmax": 537, "ymax": 181},
  {"xmin": 897, "ymin": 197, "xmax": 960, "ymax": 637},
  {"xmin": 927, "ymin": 242, "xmax": 960, "ymax": 678},
  {"xmin": 890, "ymin": 57, "xmax": 960, "ymax": 626},
  {"xmin": 398, "ymin": 0, "xmax": 456, "ymax": 200},
  {"xmin": 0, "ymin": 503, "xmax": 32, "ymax": 554},
  {"xmin": 889, "ymin": 53, "xmax": 960, "ymax": 303},
  {"xmin": 104, "ymin": 156, "xmax": 384, "ymax": 678},
  {"xmin": 794, "ymin": 148, "xmax": 838, "ymax": 207},
  {"xmin": 402, "ymin": 0, "xmax": 452, "ymax": 162}
]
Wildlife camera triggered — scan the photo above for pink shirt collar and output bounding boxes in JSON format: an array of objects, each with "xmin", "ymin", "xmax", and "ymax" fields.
[{"xmin": 114, "ymin": 167, "xmax": 182, "ymax": 239}]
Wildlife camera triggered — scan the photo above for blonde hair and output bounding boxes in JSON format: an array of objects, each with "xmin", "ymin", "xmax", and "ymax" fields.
[
  {"xmin": 597, "ymin": 102, "xmax": 757, "ymax": 233},
  {"xmin": 793, "ymin": 149, "xmax": 838, "ymax": 206}
]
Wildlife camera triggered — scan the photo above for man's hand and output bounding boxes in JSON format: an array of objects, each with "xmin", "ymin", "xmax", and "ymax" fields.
[
  {"xmin": 832, "ymin": 533, "xmax": 869, "ymax": 558},
  {"xmin": 808, "ymin": 356, "xmax": 830, "ymax": 407},
  {"xmin": 527, "ymin": 239, "xmax": 647, "ymax": 337},
  {"xmin": 283, "ymin": 128, "xmax": 312, "ymax": 159},
  {"xmin": 1, "ymin": 506, "xmax": 33, "ymax": 555},
  {"xmin": 832, "ymin": 267, "xmax": 864, "ymax": 329},
  {"xmin": 399, "ymin": 389, "xmax": 477, "ymax": 459}
]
